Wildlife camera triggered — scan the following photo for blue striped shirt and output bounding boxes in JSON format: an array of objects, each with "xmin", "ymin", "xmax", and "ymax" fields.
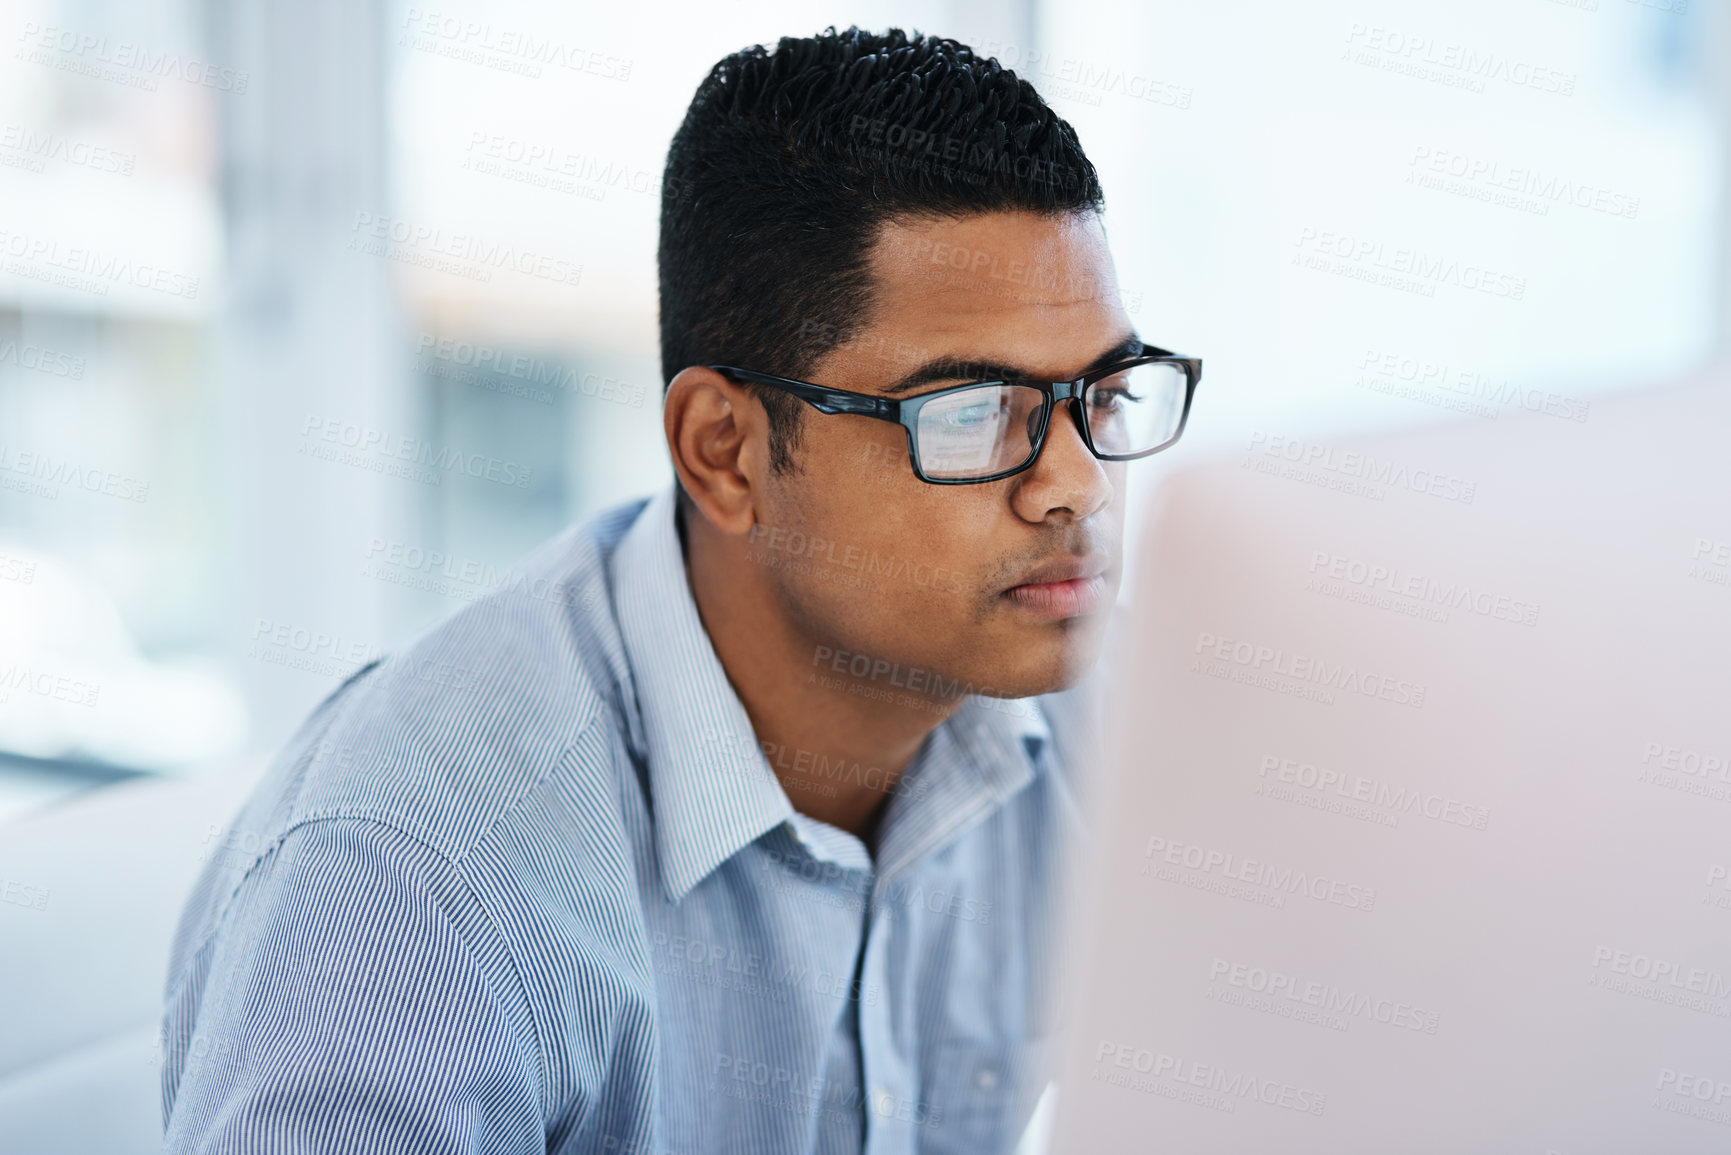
[{"xmin": 161, "ymin": 486, "xmax": 1089, "ymax": 1154}]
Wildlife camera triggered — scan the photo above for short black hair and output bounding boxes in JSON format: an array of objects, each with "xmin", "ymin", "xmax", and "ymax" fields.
[{"xmin": 658, "ymin": 26, "xmax": 1105, "ymax": 473}]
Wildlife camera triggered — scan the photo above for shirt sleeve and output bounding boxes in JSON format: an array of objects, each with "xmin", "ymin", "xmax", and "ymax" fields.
[{"xmin": 162, "ymin": 817, "xmax": 543, "ymax": 1154}]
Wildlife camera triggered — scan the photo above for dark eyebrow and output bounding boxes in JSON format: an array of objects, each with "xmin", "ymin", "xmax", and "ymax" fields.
[{"xmin": 881, "ymin": 333, "xmax": 1145, "ymax": 396}]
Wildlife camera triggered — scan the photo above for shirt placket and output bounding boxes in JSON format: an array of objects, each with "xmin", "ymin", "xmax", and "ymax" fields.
[
  {"xmin": 860, "ymin": 885, "xmax": 925, "ymax": 1155},
  {"xmin": 781, "ymin": 814, "xmax": 877, "ymax": 1151}
]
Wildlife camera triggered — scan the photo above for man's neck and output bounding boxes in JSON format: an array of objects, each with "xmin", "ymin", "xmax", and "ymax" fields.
[{"xmin": 679, "ymin": 500, "xmax": 962, "ymax": 840}]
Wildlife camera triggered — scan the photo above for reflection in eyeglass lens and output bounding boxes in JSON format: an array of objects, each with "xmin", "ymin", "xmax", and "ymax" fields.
[{"xmin": 915, "ymin": 384, "xmax": 1045, "ymax": 479}]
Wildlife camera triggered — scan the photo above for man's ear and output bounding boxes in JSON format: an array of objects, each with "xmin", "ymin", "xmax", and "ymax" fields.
[{"xmin": 663, "ymin": 366, "xmax": 765, "ymax": 536}]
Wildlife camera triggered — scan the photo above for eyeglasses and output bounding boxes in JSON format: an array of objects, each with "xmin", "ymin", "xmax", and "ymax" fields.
[{"xmin": 710, "ymin": 349, "xmax": 1202, "ymax": 484}]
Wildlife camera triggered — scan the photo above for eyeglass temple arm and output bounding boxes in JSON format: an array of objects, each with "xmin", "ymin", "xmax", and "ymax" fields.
[{"xmin": 709, "ymin": 366, "xmax": 897, "ymax": 419}]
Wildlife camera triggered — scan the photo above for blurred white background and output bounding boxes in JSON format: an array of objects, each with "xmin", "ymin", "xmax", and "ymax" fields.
[{"xmin": 0, "ymin": 0, "xmax": 1723, "ymax": 809}]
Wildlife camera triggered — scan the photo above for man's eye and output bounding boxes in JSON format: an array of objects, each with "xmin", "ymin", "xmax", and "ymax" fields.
[{"xmin": 1091, "ymin": 387, "xmax": 1139, "ymax": 410}]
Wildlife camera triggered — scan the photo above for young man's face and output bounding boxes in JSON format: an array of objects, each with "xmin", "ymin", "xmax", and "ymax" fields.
[{"xmin": 751, "ymin": 209, "xmax": 1133, "ymax": 700}]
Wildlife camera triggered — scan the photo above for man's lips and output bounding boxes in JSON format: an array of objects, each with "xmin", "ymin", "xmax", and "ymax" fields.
[
  {"xmin": 1003, "ymin": 555, "xmax": 1110, "ymax": 619},
  {"xmin": 1005, "ymin": 575, "xmax": 1108, "ymax": 618}
]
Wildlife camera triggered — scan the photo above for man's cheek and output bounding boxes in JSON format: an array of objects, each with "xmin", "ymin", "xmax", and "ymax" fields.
[{"xmin": 837, "ymin": 420, "xmax": 907, "ymax": 482}]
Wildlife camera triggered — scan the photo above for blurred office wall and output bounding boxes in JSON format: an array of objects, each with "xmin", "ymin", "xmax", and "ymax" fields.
[{"xmin": 0, "ymin": 0, "xmax": 1722, "ymax": 798}]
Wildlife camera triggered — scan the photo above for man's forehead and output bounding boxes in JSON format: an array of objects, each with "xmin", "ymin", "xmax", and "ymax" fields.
[
  {"xmin": 822, "ymin": 210, "xmax": 1130, "ymax": 387},
  {"xmin": 870, "ymin": 210, "xmax": 1117, "ymax": 305}
]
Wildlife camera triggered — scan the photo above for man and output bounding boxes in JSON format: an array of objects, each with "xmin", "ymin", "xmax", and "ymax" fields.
[{"xmin": 161, "ymin": 27, "xmax": 1200, "ymax": 1155}]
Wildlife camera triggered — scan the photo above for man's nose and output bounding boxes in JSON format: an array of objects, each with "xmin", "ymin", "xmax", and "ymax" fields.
[{"xmin": 1012, "ymin": 398, "xmax": 1112, "ymax": 521}]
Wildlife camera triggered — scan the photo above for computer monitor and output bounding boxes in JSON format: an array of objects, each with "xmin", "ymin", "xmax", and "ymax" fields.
[{"xmin": 1045, "ymin": 371, "xmax": 1731, "ymax": 1153}]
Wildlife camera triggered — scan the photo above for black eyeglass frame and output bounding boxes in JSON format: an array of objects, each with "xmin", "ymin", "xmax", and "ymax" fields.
[{"xmin": 708, "ymin": 349, "xmax": 1203, "ymax": 485}]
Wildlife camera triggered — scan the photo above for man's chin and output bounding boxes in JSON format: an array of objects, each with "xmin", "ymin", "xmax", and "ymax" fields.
[{"xmin": 961, "ymin": 636, "xmax": 1105, "ymax": 701}]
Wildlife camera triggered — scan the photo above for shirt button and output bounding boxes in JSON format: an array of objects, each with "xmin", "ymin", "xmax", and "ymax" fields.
[
  {"xmin": 976, "ymin": 1067, "xmax": 998, "ymax": 1090},
  {"xmin": 874, "ymin": 1089, "xmax": 895, "ymax": 1116}
]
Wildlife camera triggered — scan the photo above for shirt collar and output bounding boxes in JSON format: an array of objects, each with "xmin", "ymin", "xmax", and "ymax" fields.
[
  {"xmin": 612, "ymin": 487, "xmax": 794, "ymax": 903},
  {"xmin": 871, "ymin": 693, "xmax": 1049, "ymax": 886},
  {"xmin": 610, "ymin": 485, "xmax": 1055, "ymax": 899}
]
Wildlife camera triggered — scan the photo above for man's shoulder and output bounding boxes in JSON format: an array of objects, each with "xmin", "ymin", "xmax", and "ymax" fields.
[
  {"xmin": 248, "ymin": 496, "xmax": 654, "ymax": 870},
  {"xmin": 163, "ymin": 501, "xmax": 666, "ymax": 1088}
]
